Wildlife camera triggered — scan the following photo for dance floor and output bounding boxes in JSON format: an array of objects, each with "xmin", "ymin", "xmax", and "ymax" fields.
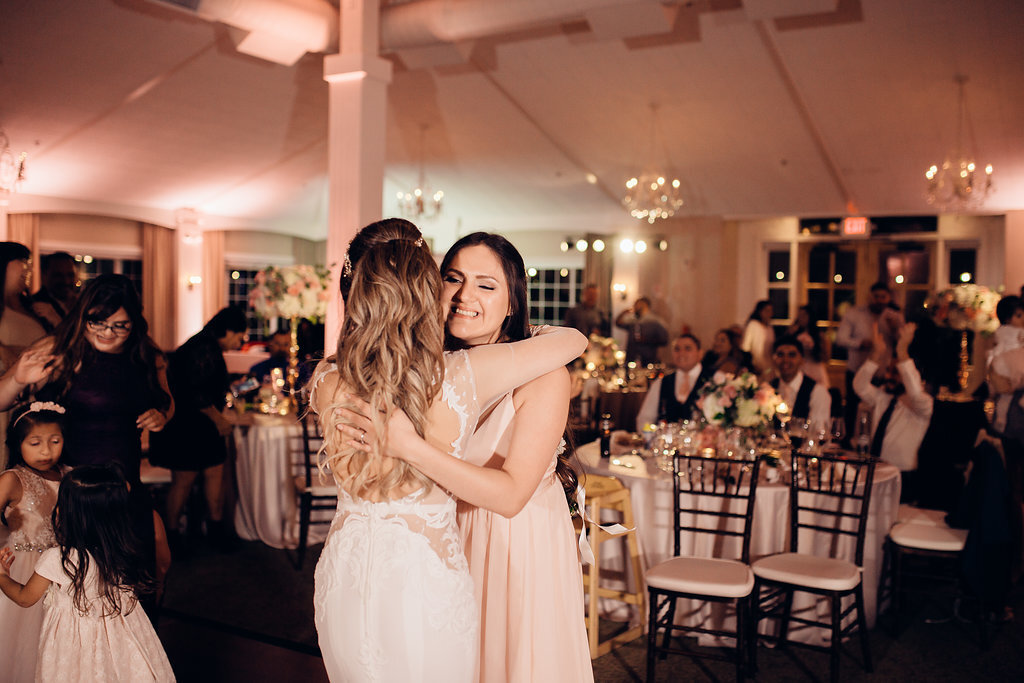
[{"xmin": 159, "ymin": 537, "xmax": 1024, "ymax": 682}]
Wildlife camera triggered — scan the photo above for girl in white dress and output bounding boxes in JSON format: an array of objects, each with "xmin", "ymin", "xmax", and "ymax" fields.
[
  {"xmin": 0, "ymin": 464, "xmax": 174, "ymax": 682},
  {"xmin": 311, "ymin": 221, "xmax": 586, "ymax": 682},
  {"xmin": 0, "ymin": 402, "xmax": 68, "ymax": 682}
]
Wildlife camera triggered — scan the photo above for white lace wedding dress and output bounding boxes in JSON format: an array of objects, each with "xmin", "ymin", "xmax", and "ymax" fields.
[{"xmin": 312, "ymin": 351, "xmax": 480, "ymax": 682}]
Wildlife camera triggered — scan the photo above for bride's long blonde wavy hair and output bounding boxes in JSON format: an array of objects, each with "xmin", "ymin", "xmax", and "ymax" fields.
[{"xmin": 319, "ymin": 237, "xmax": 444, "ymax": 498}]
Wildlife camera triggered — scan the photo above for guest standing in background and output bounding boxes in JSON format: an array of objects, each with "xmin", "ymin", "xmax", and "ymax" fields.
[
  {"xmin": 0, "ymin": 273, "xmax": 174, "ymax": 620},
  {"xmin": 837, "ymin": 282, "xmax": 904, "ymax": 441},
  {"xmin": 0, "ymin": 243, "xmax": 50, "ymax": 372},
  {"xmin": 30, "ymin": 252, "xmax": 79, "ymax": 328},
  {"xmin": 564, "ymin": 283, "xmax": 610, "ymax": 337},
  {"xmin": 853, "ymin": 322, "xmax": 933, "ymax": 502},
  {"xmin": 787, "ymin": 304, "xmax": 829, "ymax": 388},
  {"xmin": 615, "ymin": 296, "xmax": 668, "ymax": 365},
  {"xmin": 741, "ymin": 300, "xmax": 775, "ymax": 374},
  {"xmin": 149, "ymin": 307, "xmax": 247, "ymax": 551}
]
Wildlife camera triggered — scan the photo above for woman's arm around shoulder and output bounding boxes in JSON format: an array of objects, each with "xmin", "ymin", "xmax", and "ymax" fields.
[
  {"xmin": 0, "ymin": 470, "xmax": 23, "ymax": 516},
  {"xmin": 468, "ymin": 326, "xmax": 586, "ymax": 407}
]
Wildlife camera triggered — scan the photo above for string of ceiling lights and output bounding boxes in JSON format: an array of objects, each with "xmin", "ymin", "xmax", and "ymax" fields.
[{"xmin": 559, "ymin": 236, "xmax": 669, "ymax": 254}]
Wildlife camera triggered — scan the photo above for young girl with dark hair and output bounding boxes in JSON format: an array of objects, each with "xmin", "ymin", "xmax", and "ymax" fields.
[
  {"xmin": 0, "ymin": 464, "xmax": 175, "ymax": 681},
  {"xmin": 0, "ymin": 402, "xmax": 68, "ymax": 681}
]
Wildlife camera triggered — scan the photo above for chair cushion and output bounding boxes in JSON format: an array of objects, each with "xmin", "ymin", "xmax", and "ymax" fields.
[
  {"xmin": 896, "ymin": 504, "xmax": 950, "ymax": 528},
  {"xmin": 889, "ymin": 522, "xmax": 967, "ymax": 552},
  {"xmin": 646, "ymin": 557, "xmax": 754, "ymax": 599},
  {"xmin": 752, "ymin": 553, "xmax": 861, "ymax": 592}
]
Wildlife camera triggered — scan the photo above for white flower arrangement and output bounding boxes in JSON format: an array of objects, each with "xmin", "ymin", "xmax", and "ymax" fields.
[
  {"xmin": 697, "ymin": 372, "xmax": 782, "ymax": 429},
  {"xmin": 248, "ymin": 265, "xmax": 333, "ymax": 321},
  {"xmin": 926, "ymin": 284, "xmax": 1001, "ymax": 335},
  {"xmin": 582, "ymin": 334, "xmax": 624, "ymax": 370}
]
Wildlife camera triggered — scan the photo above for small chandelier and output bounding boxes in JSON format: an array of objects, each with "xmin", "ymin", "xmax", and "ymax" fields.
[
  {"xmin": 397, "ymin": 124, "xmax": 444, "ymax": 220},
  {"xmin": 925, "ymin": 75, "xmax": 994, "ymax": 211},
  {"xmin": 0, "ymin": 128, "xmax": 28, "ymax": 203},
  {"xmin": 623, "ymin": 103, "xmax": 684, "ymax": 224}
]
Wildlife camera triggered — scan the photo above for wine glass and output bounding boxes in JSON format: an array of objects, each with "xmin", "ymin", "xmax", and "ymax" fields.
[
  {"xmin": 829, "ymin": 417, "xmax": 846, "ymax": 452},
  {"xmin": 854, "ymin": 412, "xmax": 872, "ymax": 455}
]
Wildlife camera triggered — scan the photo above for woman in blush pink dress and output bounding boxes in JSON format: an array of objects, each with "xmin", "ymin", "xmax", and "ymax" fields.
[{"xmin": 341, "ymin": 233, "xmax": 593, "ymax": 682}]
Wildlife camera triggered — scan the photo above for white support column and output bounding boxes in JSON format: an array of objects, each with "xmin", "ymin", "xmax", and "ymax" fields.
[{"xmin": 323, "ymin": 0, "xmax": 393, "ymax": 349}]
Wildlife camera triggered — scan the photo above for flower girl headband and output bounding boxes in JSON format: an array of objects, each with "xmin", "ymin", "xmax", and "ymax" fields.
[{"xmin": 12, "ymin": 401, "xmax": 67, "ymax": 428}]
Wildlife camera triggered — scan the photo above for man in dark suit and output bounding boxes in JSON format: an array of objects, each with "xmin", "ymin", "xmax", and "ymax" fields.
[{"xmin": 635, "ymin": 333, "xmax": 715, "ymax": 430}]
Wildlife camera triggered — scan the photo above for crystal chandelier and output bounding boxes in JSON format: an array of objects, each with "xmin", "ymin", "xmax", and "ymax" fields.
[
  {"xmin": 0, "ymin": 128, "xmax": 28, "ymax": 203},
  {"xmin": 397, "ymin": 124, "xmax": 443, "ymax": 220},
  {"xmin": 623, "ymin": 103, "xmax": 684, "ymax": 224},
  {"xmin": 925, "ymin": 75, "xmax": 994, "ymax": 211}
]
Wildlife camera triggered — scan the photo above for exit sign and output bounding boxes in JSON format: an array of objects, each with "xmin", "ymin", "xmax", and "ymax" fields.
[{"xmin": 842, "ymin": 216, "xmax": 870, "ymax": 236}]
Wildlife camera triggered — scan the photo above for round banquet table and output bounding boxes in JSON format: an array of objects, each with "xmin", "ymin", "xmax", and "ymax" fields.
[
  {"xmin": 576, "ymin": 437, "xmax": 902, "ymax": 645},
  {"xmin": 232, "ymin": 414, "xmax": 332, "ymax": 549}
]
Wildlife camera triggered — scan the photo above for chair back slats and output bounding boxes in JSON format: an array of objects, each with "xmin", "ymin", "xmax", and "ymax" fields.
[
  {"xmin": 671, "ymin": 454, "xmax": 761, "ymax": 562},
  {"xmin": 299, "ymin": 404, "xmax": 327, "ymax": 488},
  {"xmin": 788, "ymin": 453, "xmax": 877, "ymax": 565}
]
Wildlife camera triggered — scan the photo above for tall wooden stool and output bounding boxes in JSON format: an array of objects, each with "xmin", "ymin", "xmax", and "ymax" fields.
[{"xmin": 579, "ymin": 474, "xmax": 645, "ymax": 659}]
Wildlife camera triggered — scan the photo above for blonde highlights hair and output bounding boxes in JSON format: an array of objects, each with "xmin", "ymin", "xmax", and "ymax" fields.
[{"xmin": 320, "ymin": 238, "xmax": 444, "ymax": 498}]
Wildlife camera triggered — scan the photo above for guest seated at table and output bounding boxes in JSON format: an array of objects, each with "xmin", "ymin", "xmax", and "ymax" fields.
[
  {"xmin": 636, "ymin": 333, "xmax": 718, "ymax": 431},
  {"xmin": 853, "ymin": 322, "xmax": 934, "ymax": 503},
  {"xmin": 149, "ymin": 307, "xmax": 247, "ymax": 552},
  {"xmin": 786, "ymin": 304, "xmax": 829, "ymax": 388},
  {"xmin": 248, "ymin": 329, "xmax": 290, "ymax": 383},
  {"xmin": 614, "ymin": 296, "xmax": 668, "ymax": 366},
  {"xmin": 769, "ymin": 335, "xmax": 831, "ymax": 435},
  {"xmin": 701, "ymin": 328, "xmax": 751, "ymax": 376}
]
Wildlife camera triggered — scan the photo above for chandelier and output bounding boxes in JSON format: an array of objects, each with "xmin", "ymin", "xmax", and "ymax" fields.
[
  {"xmin": 397, "ymin": 124, "xmax": 444, "ymax": 220},
  {"xmin": 0, "ymin": 128, "xmax": 28, "ymax": 203},
  {"xmin": 924, "ymin": 75, "xmax": 994, "ymax": 211},
  {"xmin": 623, "ymin": 103, "xmax": 684, "ymax": 224}
]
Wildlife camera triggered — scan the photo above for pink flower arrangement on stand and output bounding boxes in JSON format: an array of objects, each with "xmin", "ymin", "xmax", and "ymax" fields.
[{"xmin": 247, "ymin": 264, "xmax": 332, "ymax": 321}]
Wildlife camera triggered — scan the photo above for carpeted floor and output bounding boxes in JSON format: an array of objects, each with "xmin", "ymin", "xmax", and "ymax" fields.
[{"xmin": 159, "ymin": 538, "xmax": 1024, "ymax": 682}]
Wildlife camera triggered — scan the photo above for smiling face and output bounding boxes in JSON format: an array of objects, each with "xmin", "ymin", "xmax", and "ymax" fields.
[
  {"xmin": 442, "ymin": 244, "xmax": 511, "ymax": 347},
  {"xmin": 712, "ymin": 331, "xmax": 732, "ymax": 355},
  {"xmin": 772, "ymin": 343, "xmax": 803, "ymax": 382},
  {"xmin": 671, "ymin": 336, "xmax": 701, "ymax": 372},
  {"xmin": 20, "ymin": 422, "xmax": 64, "ymax": 473},
  {"xmin": 5, "ymin": 259, "xmax": 30, "ymax": 297},
  {"xmin": 83, "ymin": 307, "xmax": 133, "ymax": 354}
]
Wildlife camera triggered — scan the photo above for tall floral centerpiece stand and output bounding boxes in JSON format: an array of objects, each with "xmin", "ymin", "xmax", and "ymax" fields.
[
  {"xmin": 248, "ymin": 265, "xmax": 332, "ymax": 411},
  {"xmin": 926, "ymin": 284, "xmax": 1000, "ymax": 402},
  {"xmin": 697, "ymin": 372, "xmax": 783, "ymax": 457}
]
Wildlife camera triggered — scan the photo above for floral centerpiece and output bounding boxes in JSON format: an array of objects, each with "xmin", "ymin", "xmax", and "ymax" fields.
[
  {"xmin": 925, "ymin": 284, "xmax": 1001, "ymax": 335},
  {"xmin": 697, "ymin": 372, "xmax": 782, "ymax": 429},
  {"xmin": 582, "ymin": 334, "xmax": 624, "ymax": 371},
  {"xmin": 247, "ymin": 264, "xmax": 332, "ymax": 321}
]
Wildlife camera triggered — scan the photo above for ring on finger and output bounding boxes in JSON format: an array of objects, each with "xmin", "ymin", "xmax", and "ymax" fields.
[{"xmin": 359, "ymin": 429, "xmax": 366, "ymax": 444}]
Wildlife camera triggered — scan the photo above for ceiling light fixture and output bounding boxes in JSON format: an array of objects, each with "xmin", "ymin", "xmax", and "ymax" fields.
[
  {"xmin": 398, "ymin": 124, "xmax": 444, "ymax": 220},
  {"xmin": 925, "ymin": 75, "xmax": 994, "ymax": 211},
  {"xmin": 0, "ymin": 128, "xmax": 28, "ymax": 204},
  {"xmin": 623, "ymin": 103, "xmax": 684, "ymax": 224}
]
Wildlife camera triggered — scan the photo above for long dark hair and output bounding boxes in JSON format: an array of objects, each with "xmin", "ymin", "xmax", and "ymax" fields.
[
  {"xmin": 439, "ymin": 232, "xmax": 530, "ymax": 351},
  {"xmin": 44, "ymin": 274, "xmax": 170, "ymax": 411},
  {"xmin": 440, "ymin": 232, "xmax": 579, "ymax": 507},
  {"xmin": 0, "ymin": 241, "xmax": 50, "ymax": 332},
  {"xmin": 748, "ymin": 299, "xmax": 772, "ymax": 323},
  {"xmin": 4, "ymin": 403, "xmax": 66, "ymax": 469},
  {"xmin": 53, "ymin": 464, "xmax": 156, "ymax": 616}
]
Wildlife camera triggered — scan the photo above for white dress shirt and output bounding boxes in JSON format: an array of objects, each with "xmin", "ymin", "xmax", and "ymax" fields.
[
  {"xmin": 853, "ymin": 359, "xmax": 934, "ymax": 471},
  {"xmin": 636, "ymin": 364, "xmax": 708, "ymax": 432},
  {"xmin": 741, "ymin": 320, "xmax": 774, "ymax": 374},
  {"xmin": 776, "ymin": 371, "xmax": 832, "ymax": 436}
]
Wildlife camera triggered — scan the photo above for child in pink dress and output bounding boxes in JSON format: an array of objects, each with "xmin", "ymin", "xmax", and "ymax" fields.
[
  {"xmin": 0, "ymin": 463, "xmax": 175, "ymax": 682},
  {"xmin": 0, "ymin": 402, "xmax": 68, "ymax": 682}
]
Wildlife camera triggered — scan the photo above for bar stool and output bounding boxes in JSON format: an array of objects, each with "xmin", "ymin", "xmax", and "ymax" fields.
[{"xmin": 578, "ymin": 474, "xmax": 646, "ymax": 659}]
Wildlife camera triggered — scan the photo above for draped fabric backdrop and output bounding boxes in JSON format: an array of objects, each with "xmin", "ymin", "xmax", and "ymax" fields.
[
  {"xmin": 202, "ymin": 230, "xmax": 226, "ymax": 323},
  {"xmin": 142, "ymin": 223, "xmax": 177, "ymax": 352},
  {"xmin": 584, "ymin": 232, "xmax": 613, "ymax": 316},
  {"xmin": 7, "ymin": 213, "xmax": 41, "ymax": 294}
]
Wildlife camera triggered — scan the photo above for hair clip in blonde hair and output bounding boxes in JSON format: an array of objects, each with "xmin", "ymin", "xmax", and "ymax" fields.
[
  {"xmin": 12, "ymin": 401, "xmax": 67, "ymax": 428},
  {"xmin": 342, "ymin": 255, "xmax": 353, "ymax": 278}
]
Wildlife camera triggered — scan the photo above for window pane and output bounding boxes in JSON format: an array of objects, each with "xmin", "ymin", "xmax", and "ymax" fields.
[
  {"xmin": 768, "ymin": 250, "xmax": 790, "ymax": 283},
  {"xmin": 808, "ymin": 246, "xmax": 831, "ymax": 284},
  {"xmin": 768, "ymin": 288, "xmax": 789, "ymax": 320},
  {"xmin": 949, "ymin": 249, "xmax": 977, "ymax": 284},
  {"xmin": 834, "ymin": 251, "xmax": 856, "ymax": 286},
  {"xmin": 807, "ymin": 290, "xmax": 829, "ymax": 322},
  {"xmin": 905, "ymin": 290, "xmax": 929, "ymax": 318}
]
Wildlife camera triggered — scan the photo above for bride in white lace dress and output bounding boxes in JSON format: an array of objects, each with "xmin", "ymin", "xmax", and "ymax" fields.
[{"xmin": 311, "ymin": 221, "xmax": 586, "ymax": 682}]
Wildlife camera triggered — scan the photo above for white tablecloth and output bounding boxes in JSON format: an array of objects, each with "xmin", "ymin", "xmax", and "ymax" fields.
[
  {"xmin": 233, "ymin": 415, "xmax": 333, "ymax": 549},
  {"xmin": 577, "ymin": 440, "xmax": 901, "ymax": 644}
]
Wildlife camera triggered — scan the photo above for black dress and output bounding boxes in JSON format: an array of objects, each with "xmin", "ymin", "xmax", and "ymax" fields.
[
  {"xmin": 37, "ymin": 349, "xmax": 161, "ymax": 486},
  {"xmin": 148, "ymin": 331, "xmax": 229, "ymax": 471}
]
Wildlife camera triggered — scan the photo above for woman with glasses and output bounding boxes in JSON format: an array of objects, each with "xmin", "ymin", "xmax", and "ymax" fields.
[
  {"xmin": 0, "ymin": 274, "xmax": 173, "ymax": 620},
  {"xmin": 148, "ymin": 307, "xmax": 247, "ymax": 551}
]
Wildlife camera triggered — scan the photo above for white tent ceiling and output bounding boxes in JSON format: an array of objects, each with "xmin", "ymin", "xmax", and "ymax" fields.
[{"xmin": 2, "ymin": 0, "xmax": 1022, "ymax": 240}]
